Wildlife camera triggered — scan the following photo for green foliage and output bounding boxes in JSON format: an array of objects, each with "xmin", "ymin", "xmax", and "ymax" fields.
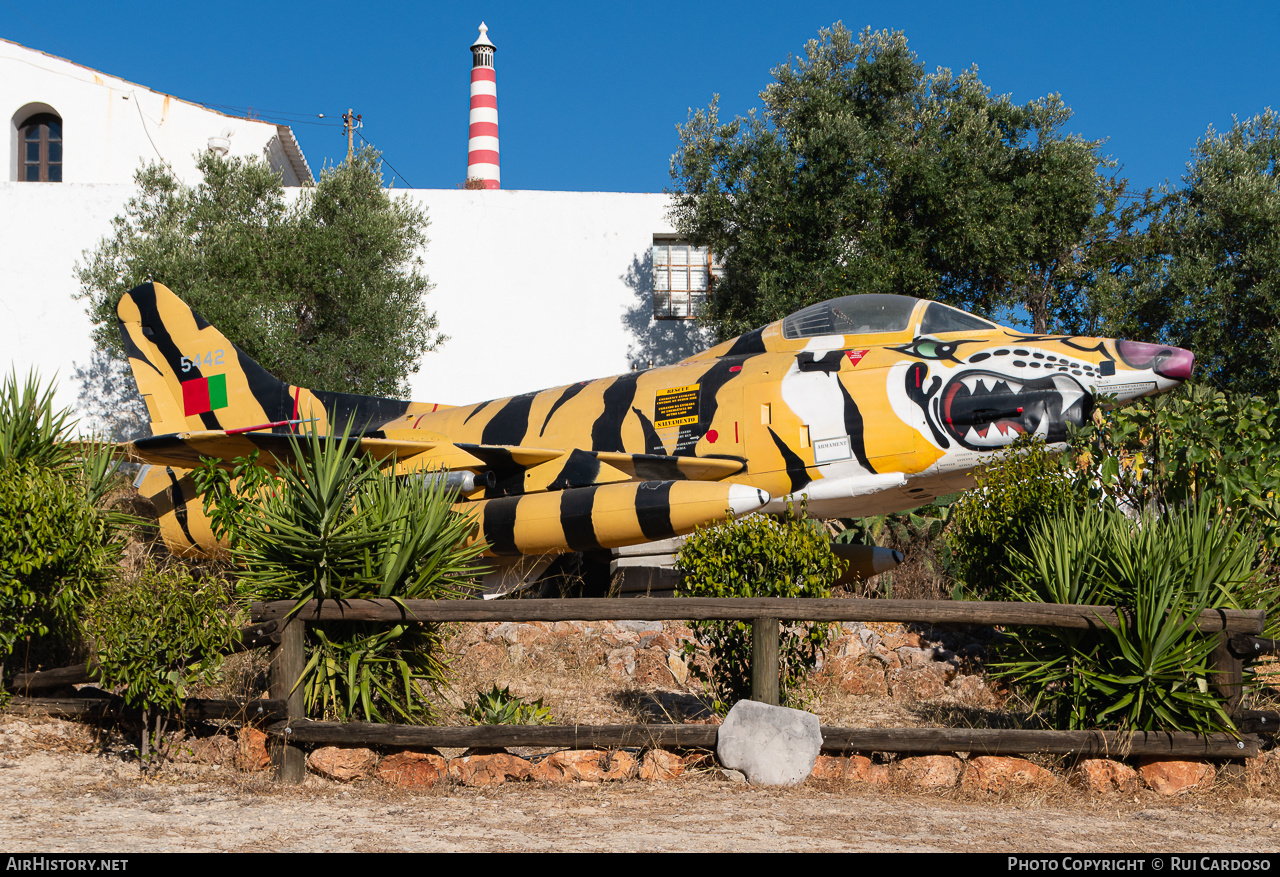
[
  {"xmin": 231, "ymin": 427, "xmax": 485, "ymax": 722},
  {"xmin": 676, "ymin": 508, "xmax": 844, "ymax": 712},
  {"xmin": 670, "ymin": 23, "xmax": 1124, "ymax": 339},
  {"xmin": 78, "ymin": 147, "xmax": 442, "ymax": 399},
  {"xmin": 1099, "ymin": 110, "xmax": 1280, "ymax": 394},
  {"xmin": 995, "ymin": 499, "xmax": 1272, "ymax": 733},
  {"xmin": 0, "ymin": 373, "xmax": 131, "ymax": 675},
  {"xmin": 948, "ymin": 435, "xmax": 1082, "ymax": 599},
  {"xmin": 192, "ymin": 450, "xmax": 283, "ymax": 550},
  {"xmin": 462, "ymin": 685, "xmax": 554, "ymax": 726},
  {"xmin": 1071, "ymin": 385, "xmax": 1280, "ymax": 562},
  {"xmin": 89, "ymin": 567, "xmax": 239, "ymax": 769},
  {"xmin": 0, "ymin": 462, "xmax": 121, "ymax": 669}
]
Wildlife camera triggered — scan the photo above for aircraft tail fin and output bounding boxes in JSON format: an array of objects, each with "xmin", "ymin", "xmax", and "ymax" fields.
[{"xmin": 116, "ymin": 282, "xmax": 414, "ymax": 438}]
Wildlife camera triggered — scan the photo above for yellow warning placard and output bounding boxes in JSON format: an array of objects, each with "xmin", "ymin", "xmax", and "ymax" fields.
[{"xmin": 655, "ymin": 384, "xmax": 700, "ymax": 429}]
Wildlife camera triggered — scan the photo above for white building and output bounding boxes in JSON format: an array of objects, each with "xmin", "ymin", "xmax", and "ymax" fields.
[{"xmin": 0, "ymin": 35, "xmax": 715, "ymax": 426}]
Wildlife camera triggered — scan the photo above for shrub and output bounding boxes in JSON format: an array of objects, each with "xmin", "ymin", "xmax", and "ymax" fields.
[
  {"xmin": 0, "ymin": 372, "xmax": 132, "ymax": 678},
  {"xmin": 192, "ymin": 449, "xmax": 283, "ymax": 551},
  {"xmin": 231, "ymin": 427, "xmax": 485, "ymax": 723},
  {"xmin": 995, "ymin": 498, "xmax": 1275, "ymax": 733},
  {"xmin": 1071, "ymin": 383, "xmax": 1280, "ymax": 560},
  {"xmin": 676, "ymin": 506, "xmax": 844, "ymax": 713},
  {"xmin": 948, "ymin": 434, "xmax": 1081, "ymax": 599},
  {"xmin": 89, "ymin": 566, "xmax": 240, "ymax": 771}
]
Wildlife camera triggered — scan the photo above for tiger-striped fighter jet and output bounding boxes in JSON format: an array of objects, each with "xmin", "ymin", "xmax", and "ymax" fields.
[{"xmin": 119, "ymin": 283, "xmax": 1193, "ymax": 588}]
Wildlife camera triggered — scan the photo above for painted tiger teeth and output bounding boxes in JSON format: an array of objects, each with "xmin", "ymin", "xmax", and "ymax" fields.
[{"xmin": 959, "ymin": 375, "xmax": 1022, "ymax": 395}]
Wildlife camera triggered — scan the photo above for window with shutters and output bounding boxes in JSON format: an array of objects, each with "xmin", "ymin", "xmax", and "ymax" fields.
[{"xmin": 652, "ymin": 237, "xmax": 722, "ymax": 319}]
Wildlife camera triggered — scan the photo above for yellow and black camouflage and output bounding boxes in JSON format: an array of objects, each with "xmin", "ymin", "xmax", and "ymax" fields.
[{"xmin": 120, "ymin": 282, "xmax": 1194, "ymax": 566}]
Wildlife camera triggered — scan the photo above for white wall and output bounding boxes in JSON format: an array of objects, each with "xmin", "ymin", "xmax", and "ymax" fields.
[
  {"xmin": 1, "ymin": 39, "xmax": 305, "ymax": 186},
  {"xmin": 0, "ymin": 181, "xmax": 713, "ymax": 421},
  {"xmin": 0, "ymin": 181, "xmax": 133, "ymax": 413},
  {"xmin": 401, "ymin": 188, "xmax": 711, "ymax": 405}
]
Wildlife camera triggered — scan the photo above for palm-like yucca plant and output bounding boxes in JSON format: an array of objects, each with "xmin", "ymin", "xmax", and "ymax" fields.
[
  {"xmin": 234, "ymin": 424, "xmax": 486, "ymax": 722},
  {"xmin": 0, "ymin": 371, "xmax": 76, "ymax": 472},
  {"xmin": 997, "ymin": 497, "xmax": 1270, "ymax": 733}
]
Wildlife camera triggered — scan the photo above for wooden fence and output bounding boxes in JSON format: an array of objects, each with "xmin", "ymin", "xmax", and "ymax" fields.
[
  {"xmin": 248, "ymin": 597, "xmax": 1276, "ymax": 784},
  {"xmin": 6, "ymin": 597, "xmax": 1275, "ymax": 784}
]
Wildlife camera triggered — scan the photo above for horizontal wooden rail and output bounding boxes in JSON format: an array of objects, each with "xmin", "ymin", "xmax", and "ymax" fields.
[
  {"xmin": 265, "ymin": 721, "xmax": 1261, "ymax": 759},
  {"xmin": 7, "ymin": 696, "xmax": 289, "ymax": 724},
  {"xmin": 252, "ymin": 597, "xmax": 1266, "ymax": 634}
]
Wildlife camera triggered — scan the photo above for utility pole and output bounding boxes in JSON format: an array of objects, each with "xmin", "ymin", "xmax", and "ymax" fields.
[{"xmin": 342, "ymin": 109, "xmax": 362, "ymax": 162}]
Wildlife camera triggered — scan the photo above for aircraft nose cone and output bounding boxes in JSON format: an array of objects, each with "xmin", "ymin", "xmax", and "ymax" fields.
[
  {"xmin": 1162, "ymin": 347, "xmax": 1195, "ymax": 381},
  {"xmin": 1116, "ymin": 339, "xmax": 1195, "ymax": 381}
]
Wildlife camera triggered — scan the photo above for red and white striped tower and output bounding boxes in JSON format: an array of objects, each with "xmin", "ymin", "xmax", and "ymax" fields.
[{"xmin": 466, "ymin": 22, "xmax": 500, "ymax": 189}]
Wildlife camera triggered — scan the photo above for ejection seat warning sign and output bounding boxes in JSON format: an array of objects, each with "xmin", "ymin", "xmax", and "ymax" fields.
[{"xmin": 655, "ymin": 384, "xmax": 701, "ymax": 429}]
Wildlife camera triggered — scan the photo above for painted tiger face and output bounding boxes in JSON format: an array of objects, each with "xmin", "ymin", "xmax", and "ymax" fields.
[{"xmin": 887, "ymin": 335, "xmax": 1193, "ymax": 455}]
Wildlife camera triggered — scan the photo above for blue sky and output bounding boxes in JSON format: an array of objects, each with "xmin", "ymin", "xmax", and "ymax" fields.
[{"xmin": 4, "ymin": 0, "xmax": 1278, "ymax": 195}]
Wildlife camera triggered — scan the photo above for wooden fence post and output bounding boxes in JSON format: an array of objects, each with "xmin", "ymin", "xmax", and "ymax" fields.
[
  {"xmin": 751, "ymin": 616, "xmax": 780, "ymax": 706},
  {"xmin": 269, "ymin": 617, "xmax": 306, "ymax": 783},
  {"xmin": 1211, "ymin": 631, "xmax": 1245, "ymax": 716}
]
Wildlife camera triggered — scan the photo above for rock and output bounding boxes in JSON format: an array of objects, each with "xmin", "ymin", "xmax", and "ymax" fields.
[
  {"xmin": 170, "ymin": 735, "xmax": 237, "ymax": 765},
  {"xmin": 638, "ymin": 631, "xmax": 675, "ymax": 651},
  {"xmin": 719, "ymin": 768, "xmax": 747, "ymax": 783},
  {"xmin": 630, "ymin": 650, "xmax": 675, "ymax": 686},
  {"xmin": 716, "ymin": 700, "xmax": 823, "ymax": 787},
  {"xmin": 236, "ymin": 727, "xmax": 271, "ymax": 772},
  {"xmin": 309, "ymin": 746, "xmax": 378, "ymax": 782},
  {"xmin": 531, "ymin": 749, "xmax": 628, "ymax": 783},
  {"xmin": 896, "ymin": 646, "xmax": 936, "ymax": 667},
  {"xmin": 1071, "ymin": 759, "xmax": 1140, "ymax": 793},
  {"xmin": 487, "ymin": 622, "xmax": 521, "ymax": 645},
  {"xmin": 666, "ymin": 651, "xmax": 690, "ymax": 686},
  {"xmin": 848, "ymin": 756, "xmax": 891, "ymax": 785},
  {"xmin": 886, "ymin": 664, "xmax": 949, "ymax": 701},
  {"xmin": 836, "ymin": 664, "xmax": 888, "ymax": 696},
  {"xmin": 377, "ymin": 751, "xmax": 448, "ymax": 788},
  {"xmin": 639, "ymin": 749, "xmax": 685, "ymax": 781},
  {"xmin": 897, "ymin": 754, "xmax": 963, "ymax": 789},
  {"xmin": 606, "ymin": 646, "xmax": 637, "ymax": 678},
  {"xmin": 878, "ymin": 627, "xmax": 911, "ymax": 649},
  {"xmin": 948, "ymin": 674, "xmax": 997, "ymax": 706},
  {"xmin": 831, "ymin": 634, "xmax": 868, "ymax": 662},
  {"xmin": 810, "ymin": 755, "xmax": 850, "ymax": 781},
  {"xmin": 449, "ymin": 752, "xmax": 531, "ymax": 787},
  {"xmin": 616, "ymin": 620, "xmax": 663, "ymax": 634},
  {"xmin": 601, "ymin": 750, "xmax": 638, "ymax": 781},
  {"xmin": 961, "ymin": 756, "xmax": 1057, "ymax": 793},
  {"xmin": 1138, "ymin": 758, "xmax": 1215, "ymax": 795}
]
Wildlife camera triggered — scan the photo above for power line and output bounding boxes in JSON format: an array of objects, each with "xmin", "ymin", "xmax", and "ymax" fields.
[
  {"xmin": 198, "ymin": 102, "xmax": 341, "ymax": 128},
  {"xmin": 357, "ymin": 130, "xmax": 415, "ymax": 190}
]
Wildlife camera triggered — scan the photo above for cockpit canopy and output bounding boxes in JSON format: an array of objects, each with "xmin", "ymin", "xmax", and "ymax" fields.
[{"xmin": 780, "ymin": 294, "xmax": 997, "ymax": 340}]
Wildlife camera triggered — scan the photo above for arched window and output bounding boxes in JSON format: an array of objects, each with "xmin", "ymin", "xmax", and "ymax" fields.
[{"xmin": 19, "ymin": 112, "xmax": 61, "ymax": 182}]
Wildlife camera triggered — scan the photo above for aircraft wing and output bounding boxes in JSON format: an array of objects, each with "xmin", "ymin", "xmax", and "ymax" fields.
[{"xmin": 129, "ymin": 429, "xmax": 744, "ymax": 489}]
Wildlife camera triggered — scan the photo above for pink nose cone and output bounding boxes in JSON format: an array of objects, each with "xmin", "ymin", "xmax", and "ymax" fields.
[
  {"xmin": 1116, "ymin": 340, "xmax": 1195, "ymax": 381},
  {"xmin": 1163, "ymin": 346, "xmax": 1195, "ymax": 381}
]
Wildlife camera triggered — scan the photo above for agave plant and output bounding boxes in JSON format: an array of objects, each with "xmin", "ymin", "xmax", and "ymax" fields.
[
  {"xmin": 996, "ymin": 497, "xmax": 1272, "ymax": 733},
  {"xmin": 463, "ymin": 684, "xmax": 554, "ymax": 726},
  {"xmin": 0, "ymin": 371, "xmax": 77, "ymax": 472},
  {"xmin": 234, "ymin": 423, "xmax": 486, "ymax": 722}
]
